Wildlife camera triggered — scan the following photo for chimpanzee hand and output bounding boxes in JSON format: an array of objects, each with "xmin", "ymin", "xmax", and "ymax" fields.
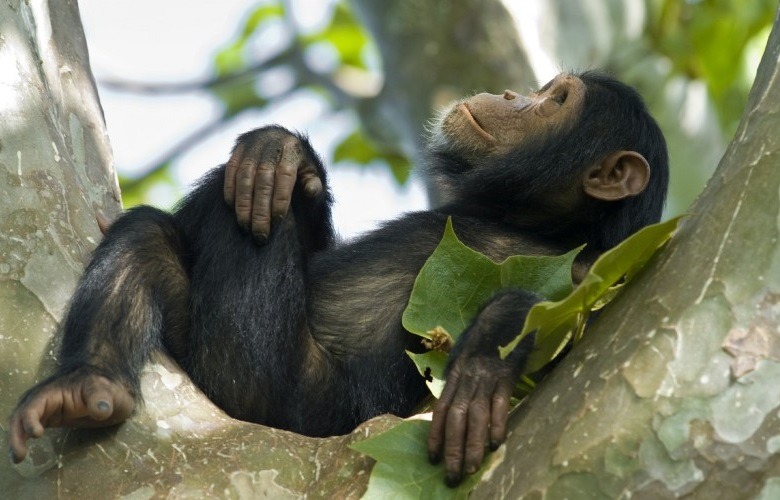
[
  {"xmin": 426, "ymin": 290, "xmax": 538, "ymax": 487},
  {"xmin": 427, "ymin": 354, "xmax": 515, "ymax": 487},
  {"xmin": 223, "ymin": 126, "xmax": 324, "ymax": 244}
]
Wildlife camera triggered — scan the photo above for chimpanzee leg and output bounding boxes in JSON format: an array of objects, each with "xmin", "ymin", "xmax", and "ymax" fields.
[
  {"xmin": 9, "ymin": 206, "xmax": 190, "ymax": 462},
  {"xmin": 173, "ymin": 164, "xmax": 333, "ymax": 428},
  {"xmin": 60, "ymin": 206, "xmax": 191, "ymax": 389}
]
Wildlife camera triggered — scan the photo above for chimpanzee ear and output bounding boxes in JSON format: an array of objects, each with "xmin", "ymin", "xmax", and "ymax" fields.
[{"xmin": 583, "ymin": 151, "xmax": 650, "ymax": 201}]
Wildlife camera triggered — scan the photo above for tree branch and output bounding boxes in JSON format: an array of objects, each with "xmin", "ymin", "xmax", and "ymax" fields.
[{"xmin": 99, "ymin": 48, "xmax": 296, "ymax": 94}]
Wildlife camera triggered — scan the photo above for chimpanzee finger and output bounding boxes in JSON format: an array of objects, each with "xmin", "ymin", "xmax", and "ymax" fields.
[
  {"xmin": 428, "ymin": 369, "xmax": 461, "ymax": 464},
  {"xmin": 443, "ymin": 394, "xmax": 471, "ymax": 487},
  {"xmin": 270, "ymin": 137, "xmax": 302, "ymax": 221},
  {"xmin": 489, "ymin": 378, "xmax": 514, "ymax": 449},
  {"xmin": 8, "ymin": 396, "xmax": 49, "ymax": 463},
  {"xmin": 224, "ymin": 143, "xmax": 245, "ymax": 206},
  {"xmin": 250, "ymin": 143, "xmax": 283, "ymax": 243},
  {"xmin": 300, "ymin": 172, "xmax": 323, "ymax": 198},
  {"xmin": 8, "ymin": 412, "xmax": 32, "ymax": 463},
  {"xmin": 21, "ymin": 401, "xmax": 47, "ymax": 439},
  {"xmin": 83, "ymin": 376, "xmax": 135, "ymax": 424},
  {"xmin": 464, "ymin": 388, "xmax": 491, "ymax": 475},
  {"xmin": 234, "ymin": 150, "xmax": 260, "ymax": 231},
  {"xmin": 84, "ymin": 388, "xmax": 115, "ymax": 421}
]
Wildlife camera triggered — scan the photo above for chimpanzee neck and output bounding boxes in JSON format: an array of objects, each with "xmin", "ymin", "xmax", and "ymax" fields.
[
  {"xmin": 506, "ymin": 210, "xmax": 605, "ymax": 251},
  {"xmin": 438, "ymin": 202, "xmax": 603, "ymax": 251}
]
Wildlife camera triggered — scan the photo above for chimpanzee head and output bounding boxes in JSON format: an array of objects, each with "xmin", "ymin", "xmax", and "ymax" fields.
[{"xmin": 427, "ymin": 70, "xmax": 669, "ymax": 250}]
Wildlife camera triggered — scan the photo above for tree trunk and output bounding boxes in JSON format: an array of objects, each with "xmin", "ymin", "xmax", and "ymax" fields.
[
  {"xmin": 0, "ymin": 0, "xmax": 116, "ymax": 489},
  {"xmin": 473, "ymin": 8, "xmax": 780, "ymax": 498}
]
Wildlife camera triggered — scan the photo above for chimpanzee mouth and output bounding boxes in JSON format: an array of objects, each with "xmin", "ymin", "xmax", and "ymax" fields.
[{"xmin": 460, "ymin": 104, "xmax": 496, "ymax": 143}]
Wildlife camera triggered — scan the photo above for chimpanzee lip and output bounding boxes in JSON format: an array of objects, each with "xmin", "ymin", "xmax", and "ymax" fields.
[{"xmin": 459, "ymin": 103, "xmax": 496, "ymax": 143}]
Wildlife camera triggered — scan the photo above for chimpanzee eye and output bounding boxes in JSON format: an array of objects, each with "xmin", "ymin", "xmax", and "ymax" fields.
[{"xmin": 552, "ymin": 90, "xmax": 568, "ymax": 104}]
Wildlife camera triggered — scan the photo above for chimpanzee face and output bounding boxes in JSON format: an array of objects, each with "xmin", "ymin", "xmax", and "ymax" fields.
[{"xmin": 437, "ymin": 74, "xmax": 587, "ymax": 160}]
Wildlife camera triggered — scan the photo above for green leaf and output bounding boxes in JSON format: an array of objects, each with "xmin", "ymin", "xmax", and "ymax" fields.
[
  {"xmin": 214, "ymin": 41, "xmax": 246, "ymax": 76},
  {"xmin": 334, "ymin": 130, "xmax": 412, "ymax": 185},
  {"xmin": 301, "ymin": 3, "xmax": 370, "ymax": 69},
  {"xmin": 387, "ymin": 154, "xmax": 412, "ymax": 185},
  {"xmin": 119, "ymin": 164, "xmax": 178, "ymax": 208},
  {"xmin": 402, "ymin": 218, "xmax": 580, "ymax": 342},
  {"xmin": 350, "ymin": 420, "xmax": 483, "ymax": 499},
  {"xmin": 402, "ymin": 218, "xmax": 580, "ymax": 391},
  {"xmin": 214, "ymin": 4, "xmax": 285, "ymax": 77},
  {"xmin": 364, "ymin": 217, "xmax": 680, "ymax": 496},
  {"xmin": 210, "ymin": 4, "xmax": 277, "ymax": 115},
  {"xmin": 406, "ymin": 350, "xmax": 447, "ymax": 398},
  {"xmin": 334, "ymin": 130, "xmax": 379, "ymax": 163},
  {"xmin": 500, "ymin": 216, "xmax": 683, "ymax": 373},
  {"xmin": 649, "ymin": 0, "xmax": 776, "ymax": 130},
  {"xmin": 213, "ymin": 81, "xmax": 267, "ymax": 117},
  {"xmin": 242, "ymin": 4, "xmax": 284, "ymax": 38}
]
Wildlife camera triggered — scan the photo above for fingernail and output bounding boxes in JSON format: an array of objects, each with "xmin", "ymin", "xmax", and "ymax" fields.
[
  {"xmin": 97, "ymin": 401, "xmax": 110, "ymax": 412},
  {"xmin": 9, "ymin": 448, "xmax": 19, "ymax": 464},
  {"xmin": 253, "ymin": 233, "xmax": 268, "ymax": 245},
  {"xmin": 489, "ymin": 441, "xmax": 499, "ymax": 451},
  {"xmin": 445, "ymin": 472, "xmax": 462, "ymax": 488},
  {"xmin": 428, "ymin": 452, "xmax": 441, "ymax": 464}
]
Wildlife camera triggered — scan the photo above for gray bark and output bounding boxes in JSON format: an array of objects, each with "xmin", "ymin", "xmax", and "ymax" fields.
[
  {"xmin": 0, "ymin": 0, "xmax": 119, "ymax": 491},
  {"xmin": 473, "ymin": 8, "xmax": 780, "ymax": 498},
  {"xmin": 0, "ymin": 0, "xmax": 119, "ymax": 435}
]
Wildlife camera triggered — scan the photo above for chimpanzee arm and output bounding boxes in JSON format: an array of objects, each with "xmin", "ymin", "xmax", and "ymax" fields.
[
  {"xmin": 169, "ymin": 126, "xmax": 334, "ymax": 428},
  {"xmin": 427, "ymin": 289, "xmax": 540, "ymax": 486},
  {"xmin": 8, "ymin": 208, "xmax": 189, "ymax": 463},
  {"xmin": 223, "ymin": 125, "xmax": 327, "ymax": 245}
]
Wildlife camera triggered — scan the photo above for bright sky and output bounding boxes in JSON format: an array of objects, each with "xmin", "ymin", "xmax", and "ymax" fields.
[{"xmin": 78, "ymin": 0, "xmax": 428, "ymax": 239}]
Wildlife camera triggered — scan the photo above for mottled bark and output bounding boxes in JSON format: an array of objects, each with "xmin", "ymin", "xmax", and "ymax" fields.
[{"xmin": 473, "ymin": 8, "xmax": 780, "ymax": 498}]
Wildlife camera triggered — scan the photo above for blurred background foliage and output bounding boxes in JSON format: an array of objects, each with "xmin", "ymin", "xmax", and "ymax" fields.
[
  {"xmin": 648, "ymin": 0, "xmax": 775, "ymax": 133},
  {"xmin": 115, "ymin": 0, "xmax": 775, "ymax": 222}
]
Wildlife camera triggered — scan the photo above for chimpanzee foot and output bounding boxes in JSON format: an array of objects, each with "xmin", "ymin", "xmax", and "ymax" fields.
[{"xmin": 8, "ymin": 368, "xmax": 134, "ymax": 463}]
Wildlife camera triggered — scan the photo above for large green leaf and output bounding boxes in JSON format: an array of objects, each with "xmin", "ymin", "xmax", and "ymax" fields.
[
  {"xmin": 357, "ymin": 217, "xmax": 681, "ymax": 497},
  {"xmin": 402, "ymin": 217, "xmax": 580, "ymax": 343},
  {"xmin": 401, "ymin": 218, "xmax": 580, "ymax": 396},
  {"xmin": 500, "ymin": 216, "xmax": 683, "ymax": 373},
  {"xmin": 349, "ymin": 420, "xmax": 484, "ymax": 499}
]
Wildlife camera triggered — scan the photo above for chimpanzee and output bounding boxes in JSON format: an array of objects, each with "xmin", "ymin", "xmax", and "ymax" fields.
[{"xmin": 9, "ymin": 71, "xmax": 668, "ymax": 486}]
